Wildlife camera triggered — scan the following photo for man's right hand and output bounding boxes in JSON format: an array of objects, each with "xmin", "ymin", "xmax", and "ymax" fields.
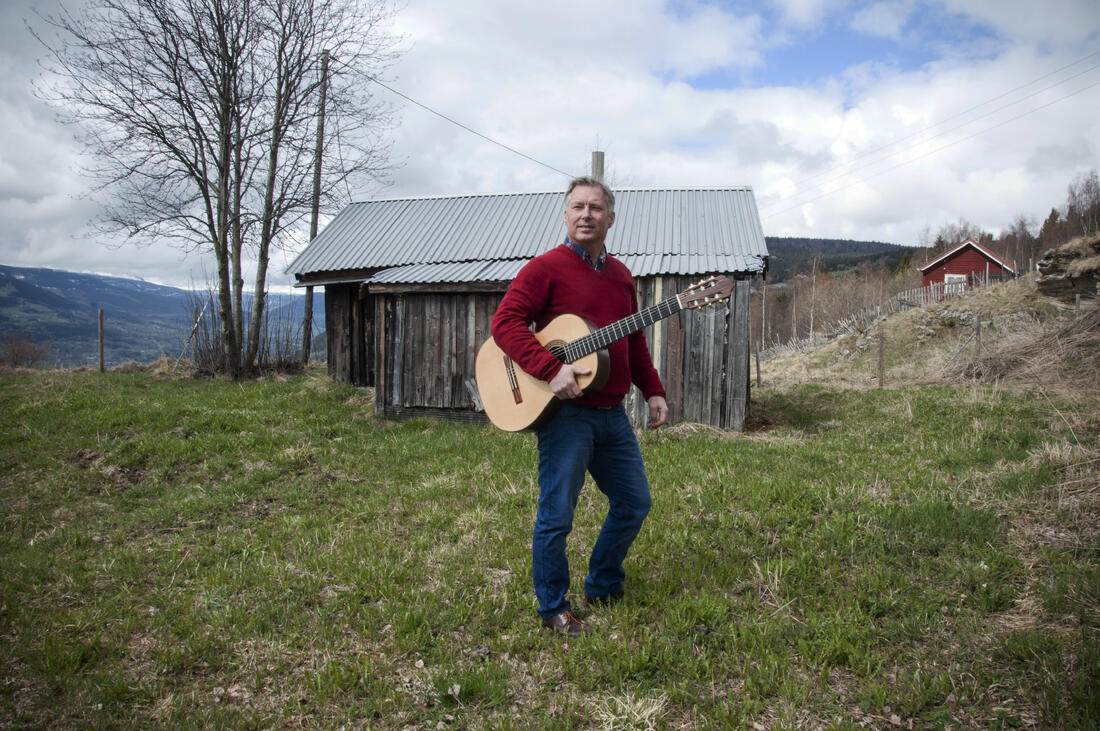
[{"xmin": 549, "ymin": 363, "xmax": 590, "ymax": 400}]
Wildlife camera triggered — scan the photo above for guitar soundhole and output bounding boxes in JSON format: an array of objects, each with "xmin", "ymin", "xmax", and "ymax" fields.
[{"xmin": 546, "ymin": 340, "xmax": 567, "ymax": 362}]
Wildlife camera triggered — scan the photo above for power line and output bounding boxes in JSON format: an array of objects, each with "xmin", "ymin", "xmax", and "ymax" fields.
[
  {"xmin": 367, "ymin": 50, "xmax": 1098, "ymax": 211},
  {"xmin": 760, "ymin": 77, "xmax": 1100, "ymax": 222},
  {"xmin": 763, "ymin": 64, "xmax": 1100, "ymax": 217},
  {"xmin": 762, "ymin": 51, "xmax": 1100, "ymax": 215},
  {"xmin": 368, "ymin": 77, "xmax": 576, "ymax": 179}
]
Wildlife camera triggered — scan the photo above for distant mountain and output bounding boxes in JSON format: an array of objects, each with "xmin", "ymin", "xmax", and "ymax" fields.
[
  {"xmin": 0, "ymin": 265, "xmax": 323, "ymax": 368},
  {"xmin": 764, "ymin": 237, "xmax": 914, "ymax": 282}
]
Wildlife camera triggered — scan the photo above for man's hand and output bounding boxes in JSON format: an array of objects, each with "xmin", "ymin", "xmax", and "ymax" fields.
[
  {"xmin": 549, "ymin": 363, "xmax": 590, "ymax": 400},
  {"xmin": 647, "ymin": 395, "xmax": 669, "ymax": 429}
]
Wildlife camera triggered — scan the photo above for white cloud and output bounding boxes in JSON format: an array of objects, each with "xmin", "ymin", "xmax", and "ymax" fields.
[
  {"xmin": 770, "ymin": 0, "xmax": 843, "ymax": 29},
  {"xmin": 850, "ymin": 1, "xmax": 914, "ymax": 40},
  {"xmin": 761, "ymin": 43, "xmax": 1100, "ymax": 240},
  {"xmin": 370, "ymin": 0, "xmax": 773, "ymax": 198},
  {"xmin": 394, "ymin": 0, "xmax": 766, "ymax": 83},
  {"xmin": 658, "ymin": 5, "xmax": 765, "ymax": 77},
  {"xmin": 940, "ymin": 0, "xmax": 1100, "ymax": 46}
]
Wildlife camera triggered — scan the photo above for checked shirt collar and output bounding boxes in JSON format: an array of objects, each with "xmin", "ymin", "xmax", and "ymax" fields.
[{"xmin": 565, "ymin": 236, "xmax": 607, "ymax": 271}]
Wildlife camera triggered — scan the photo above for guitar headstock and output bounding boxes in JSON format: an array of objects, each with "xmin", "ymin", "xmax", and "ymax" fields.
[{"xmin": 678, "ymin": 275, "xmax": 734, "ymax": 310}]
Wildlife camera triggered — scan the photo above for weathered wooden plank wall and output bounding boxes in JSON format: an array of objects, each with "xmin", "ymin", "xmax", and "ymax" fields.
[
  {"xmin": 630, "ymin": 274, "xmax": 754, "ymax": 430},
  {"xmin": 324, "ymin": 284, "xmax": 373, "ymax": 386},
  {"xmin": 724, "ymin": 276, "xmax": 752, "ymax": 430},
  {"xmin": 324, "ymin": 285, "xmax": 347, "ymax": 382},
  {"xmin": 375, "ymin": 291, "xmax": 502, "ymax": 420}
]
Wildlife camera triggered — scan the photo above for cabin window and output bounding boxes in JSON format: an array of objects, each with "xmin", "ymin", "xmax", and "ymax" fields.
[{"xmin": 944, "ymin": 273, "xmax": 967, "ymax": 293}]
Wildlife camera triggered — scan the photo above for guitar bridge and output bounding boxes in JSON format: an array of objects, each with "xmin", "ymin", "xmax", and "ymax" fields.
[{"xmin": 503, "ymin": 355, "xmax": 522, "ymax": 404}]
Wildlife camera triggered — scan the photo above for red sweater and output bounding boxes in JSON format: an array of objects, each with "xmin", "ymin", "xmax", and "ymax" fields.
[{"xmin": 490, "ymin": 243, "xmax": 665, "ymax": 408}]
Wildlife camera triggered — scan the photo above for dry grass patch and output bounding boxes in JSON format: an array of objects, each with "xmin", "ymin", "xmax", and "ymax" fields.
[
  {"xmin": 592, "ymin": 690, "xmax": 669, "ymax": 730},
  {"xmin": 948, "ymin": 310, "xmax": 1100, "ymax": 396}
]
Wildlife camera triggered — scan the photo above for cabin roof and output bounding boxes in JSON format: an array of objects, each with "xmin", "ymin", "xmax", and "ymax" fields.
[{"xmin": 287, "ymin": 187, "xmax": 769, "ymax": 284}]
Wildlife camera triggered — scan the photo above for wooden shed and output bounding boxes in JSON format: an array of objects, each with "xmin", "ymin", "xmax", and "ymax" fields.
[
  {"xmin": 920, "ymin": 238, "xmax": 1016, "ymax": 289},
  {"xmin": 287, "ymin": 188, "xmax": 769, "ymax": 430}
]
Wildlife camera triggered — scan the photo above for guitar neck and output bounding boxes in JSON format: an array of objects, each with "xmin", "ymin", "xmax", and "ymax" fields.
[{"xmin": 558, "ymin": 294, "xmax": 683, "ymax": 363}]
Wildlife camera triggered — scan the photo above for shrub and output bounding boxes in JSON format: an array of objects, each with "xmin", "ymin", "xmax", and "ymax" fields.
[{"xmin": 1, "ymin": 333, "xmax": 50, "ymax": 367}]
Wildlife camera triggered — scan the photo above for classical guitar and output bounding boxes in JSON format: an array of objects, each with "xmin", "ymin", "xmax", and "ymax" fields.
[{"xmin": 475, "ymin": 275, "xmax": 733, "ymax": 432}]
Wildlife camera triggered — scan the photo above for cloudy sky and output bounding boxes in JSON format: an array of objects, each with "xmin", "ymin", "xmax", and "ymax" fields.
[{"xmin": 2, "ymin": 0, "xmax": 1098, "ymax": 289}]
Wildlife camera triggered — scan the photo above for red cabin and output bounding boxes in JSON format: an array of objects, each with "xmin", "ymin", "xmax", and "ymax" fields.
[{"xmin": 920, "ymin": 238, "xmax": 1015, "ymax": 290}]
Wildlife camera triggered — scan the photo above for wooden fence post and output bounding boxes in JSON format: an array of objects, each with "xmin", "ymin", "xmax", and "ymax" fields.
[
  {"xmin": 877, "ymin": 330, "xmax": 885, "ymax": 388},
  {"xmin": 302, "ymin": 286, "xmax": 314, "ymax": 364},
  {"xmin": 98, "ymin": 309, "xmax": 105, "ymax": 373},
  {"xmin": 974, "ymin": 317, "xmax": 982, "ymax": 359}
]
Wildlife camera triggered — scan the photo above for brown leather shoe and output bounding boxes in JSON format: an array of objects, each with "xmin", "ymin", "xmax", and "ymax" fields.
[
  {"xmin": 585, "ymin": 589, "xmax": 624, "ymax": 607},
  {"xmin": 541, "ymin": 610, "xmax": 592, "ymax": 637}
]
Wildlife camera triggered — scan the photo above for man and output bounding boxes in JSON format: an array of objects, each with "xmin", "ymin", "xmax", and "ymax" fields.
[{"xmin": 490, "ymin": 176, "xmax": 669, "ymax": 637}]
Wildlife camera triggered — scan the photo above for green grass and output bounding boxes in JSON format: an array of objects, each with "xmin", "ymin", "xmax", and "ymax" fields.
[{"xmin": 1, "ymin": 367, "xmax": 1096, "ymax": 729}]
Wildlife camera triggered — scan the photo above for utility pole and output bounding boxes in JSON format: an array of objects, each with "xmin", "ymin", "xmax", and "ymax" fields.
[{"xmin": 303, "ymin": 50, "xmax": 329, "ymax": 365}]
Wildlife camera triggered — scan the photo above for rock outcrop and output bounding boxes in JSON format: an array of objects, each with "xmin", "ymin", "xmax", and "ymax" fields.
[{"xmin": 1036, "ymin": 233, "xmax": 1100, "ymax": 301}]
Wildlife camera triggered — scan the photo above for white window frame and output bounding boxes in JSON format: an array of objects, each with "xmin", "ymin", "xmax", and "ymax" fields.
[{"xmin": 944, "ymin": 273, "xmax": 967, "ymax": 294}]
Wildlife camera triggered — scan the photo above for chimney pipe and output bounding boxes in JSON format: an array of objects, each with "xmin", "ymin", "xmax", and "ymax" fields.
[{"xmin": 591, "ymin": 151, "xmax": 605, "ymax": 182}]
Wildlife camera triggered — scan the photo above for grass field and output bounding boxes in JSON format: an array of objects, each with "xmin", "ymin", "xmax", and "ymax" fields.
[{"xmin": 1, "ymin": 300, "xmax": 1098, "ymax": 728}]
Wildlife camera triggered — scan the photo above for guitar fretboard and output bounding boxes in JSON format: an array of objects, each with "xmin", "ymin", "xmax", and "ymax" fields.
[{"xmin": 550, "ymin": 294, "xmax": 684, "ymax": 363}]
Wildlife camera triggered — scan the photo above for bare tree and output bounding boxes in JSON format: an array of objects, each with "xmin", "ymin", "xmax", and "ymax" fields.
[
  {"xmin": 35, "ymin": 0, "xmax": 398, "ymax": 378},
  {"xmin": 1067, "ymin": 169, "xmax": 1100, "ymax": 235},
  {"xmin": 1001, "ymin": 213, "xmax": 1036, "ymax": 272},
  {"xmin": 935, "ymin": 218, "xmax": 988, "ymax": 249}
]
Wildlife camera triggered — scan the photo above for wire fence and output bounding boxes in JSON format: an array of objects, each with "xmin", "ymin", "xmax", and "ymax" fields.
[{"xmin": 759, "ymin": 274, "xmax": 1012, "ymax": 362}]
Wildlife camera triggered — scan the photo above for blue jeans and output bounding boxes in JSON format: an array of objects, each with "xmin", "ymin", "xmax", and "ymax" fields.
[{"xmin": 532, "ymin": 402, "xmax": 652, "ymax": 618}]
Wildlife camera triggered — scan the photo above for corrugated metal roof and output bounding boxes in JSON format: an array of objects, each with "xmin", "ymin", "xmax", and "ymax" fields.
[
  {"xmin": 366, "ymin": 254, "xmax": 767, "ymax": 285},
  {"xmin": 287, "ymin": 188, "xmax": 768, "ymax": 284},
  {"xmin": 369, "ymin": 259, "xmax": 528, "ymax": 284}
]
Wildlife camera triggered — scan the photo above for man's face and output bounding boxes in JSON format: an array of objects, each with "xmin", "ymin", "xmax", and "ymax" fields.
[{"xmin": 563, "ymin": 185, "xmax": 615, "ymax": 250}]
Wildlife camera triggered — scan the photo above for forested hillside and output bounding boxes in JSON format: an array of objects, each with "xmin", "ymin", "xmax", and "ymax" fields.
[
  {"xmin": 0, "ymin": 266, "xmax": 322, "ymax": 368},
  {"xmin": 763, "ymin": 237, "xmax": 912, "ymax": 282}
]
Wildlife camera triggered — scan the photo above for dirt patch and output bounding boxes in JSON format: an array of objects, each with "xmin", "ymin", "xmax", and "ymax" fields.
[{"xmin": 66, "ymin": 448, "xmax": 149, "ymax": 493}]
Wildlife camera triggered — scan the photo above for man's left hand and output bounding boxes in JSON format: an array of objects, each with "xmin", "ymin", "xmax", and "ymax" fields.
[{"xmin": 646, "ymin": 395, "xmax": 669, "ymax": 429}]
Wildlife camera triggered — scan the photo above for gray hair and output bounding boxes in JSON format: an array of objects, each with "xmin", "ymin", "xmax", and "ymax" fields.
[{"xmin": 565, "ymin": 176, "xmax": 615, "ymax": 213}]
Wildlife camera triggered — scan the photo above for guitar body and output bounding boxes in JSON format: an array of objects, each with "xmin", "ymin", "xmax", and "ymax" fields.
[{"xmin": 475, "ymin": 314, "xmax": 609, "ymax": 432}]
